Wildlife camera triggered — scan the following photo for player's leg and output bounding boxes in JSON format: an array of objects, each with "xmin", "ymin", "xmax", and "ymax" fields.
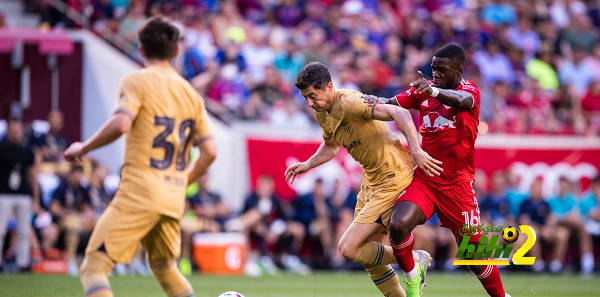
[
  {"xmin": 14, "ymin": 197, "xmax": 32, "ymax": 269},
  {"xmin": 338, "ymin": 184, "xmax": 397, "ymax": 266},
  {"xmin": 436, "ymin": 181, "xmax": 506, "ymax": 297},
  {"xmin": 143, "ymin": 216, "xmax": 194, "ymax": 297},
  {"xmin": 80, "ymin": 206, "xmax": 159, "ymax": 297},
  {"xmin": 364, "ymin": 232, "xmax": 406, "ymax": 297},
  {"xmin": 388, "ymin": 178, "xmax": 435, "ymax": 285}
]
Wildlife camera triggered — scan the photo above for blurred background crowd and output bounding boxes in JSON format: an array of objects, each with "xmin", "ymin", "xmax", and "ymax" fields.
[{"xmin": 3, "ymin": 0, "xmax": 599, "ymax": 134}]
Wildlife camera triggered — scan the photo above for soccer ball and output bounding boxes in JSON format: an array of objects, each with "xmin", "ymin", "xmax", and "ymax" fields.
[
  {"xmin": 502, "ymin": 226, "xmax": 519, "ymax": 243},
  {"xmin": 218, "ymin": 292, "xmax": 245, "ymax": 297}
]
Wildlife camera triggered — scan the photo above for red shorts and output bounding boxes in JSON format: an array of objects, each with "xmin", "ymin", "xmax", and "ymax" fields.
[{"xmin": 396, "ymin": 175, "xmax": 482, "ymax": 242}]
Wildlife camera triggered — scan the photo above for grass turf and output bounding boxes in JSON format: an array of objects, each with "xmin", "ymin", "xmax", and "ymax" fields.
[{"xmin": 0, "ymin": 271, "xmax": 598, "ymax": 297}]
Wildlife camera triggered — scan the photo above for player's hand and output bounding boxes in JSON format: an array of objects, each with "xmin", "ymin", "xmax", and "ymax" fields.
[
  {"xmin": 285, "ymin": 162, "xmax": 310, "ymax": 184},
  {"xmin": 362, "ymin": 94, "xmax": 382, "ymax": 107},
  {"xmin": 63, "ymin": 142, "xmax": 87, "ymax": 163},
  {"xmin": 410, "ymin": 71, "xmax": 433, "ymax": 96},
  {"xmin": 411, "ymin": 148, "xmax": 443, "ymax": 177}
]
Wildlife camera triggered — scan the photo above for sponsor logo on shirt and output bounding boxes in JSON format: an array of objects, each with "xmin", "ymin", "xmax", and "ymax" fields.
[{"xmin": 343, "ymin": 139, "xmax": 361, "ymax": 150}]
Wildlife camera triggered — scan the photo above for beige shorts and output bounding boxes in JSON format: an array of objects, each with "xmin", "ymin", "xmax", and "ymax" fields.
[
  {"xmin": 354, "ymin": 181, "xmax": 411, "ymax": 231},
  {"xmin": 86, "ymin": 203, "xmax": 181, "ymax": 263}
]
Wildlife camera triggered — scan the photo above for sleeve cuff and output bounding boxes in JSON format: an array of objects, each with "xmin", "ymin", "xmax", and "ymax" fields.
[
  {"xmin": 114, "ymin": 108, "xmax": 136, "ymax": 119},
  {"xmin": 193, "ymin": 135, "xmax": 214, "ymax": 146}
]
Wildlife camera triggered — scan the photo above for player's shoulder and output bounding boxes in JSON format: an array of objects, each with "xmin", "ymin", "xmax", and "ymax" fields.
[
  {"xmin": 336, "ymin": 89, "xmax": 363, "ymax": 106},
  {"xmin": 458, "ymin": 79, "xmax": 479, "ymax": 91}
]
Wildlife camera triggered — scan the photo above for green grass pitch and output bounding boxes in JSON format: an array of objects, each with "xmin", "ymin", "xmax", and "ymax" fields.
[{"xmin": 0, "ymin": 271, "xmax": 598, "ymax": 297}]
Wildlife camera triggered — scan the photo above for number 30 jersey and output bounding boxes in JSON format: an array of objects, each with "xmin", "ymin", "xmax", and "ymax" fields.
[{"xmin": 113, "ymin": 64, "xmax": 212, "ymax": 219}]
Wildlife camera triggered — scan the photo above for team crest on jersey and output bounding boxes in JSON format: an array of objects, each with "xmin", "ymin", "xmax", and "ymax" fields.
[
  {"xmin": 422, "ymin": 112, "xmax": 456, "ymax": 132},
  {"xmin": 341, "ymin": 121, "xmax": 351, "ymax": 133}
]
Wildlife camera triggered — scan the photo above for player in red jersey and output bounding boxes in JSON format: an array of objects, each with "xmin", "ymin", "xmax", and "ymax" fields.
[{"xmin": 364, "ymin": 44, "xmax": 509, "ymax": 297}]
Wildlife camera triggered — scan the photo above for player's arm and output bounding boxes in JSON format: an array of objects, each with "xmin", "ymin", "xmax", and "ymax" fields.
[
  {"xmin": 362, "ymin": 94, "xmax": 399, "ymax": 106},
  {"xmin": 187, "ymin": 137, "xmax": 217, "ymax": 185},
  {"xmin": 285, "ymin": 137, "xmax": 340, "ymax": 184},
  {"xmin": 64, "ymin": 112, "xmax": 132, "ymax": 162},
  {"xmin": 372, "ymin": 104, "xmax": 443, "ymax": 177},
  {"xmin": 411, "ymin": 71, "xmax": 473, "ymax": 110}
]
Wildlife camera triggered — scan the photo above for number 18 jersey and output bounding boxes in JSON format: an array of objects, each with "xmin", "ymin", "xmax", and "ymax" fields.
[{"xmin": 113, "ymin": 64, "xmax": 212, "ymax": 219}]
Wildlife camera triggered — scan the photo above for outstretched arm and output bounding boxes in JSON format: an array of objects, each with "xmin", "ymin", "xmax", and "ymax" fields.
[
  {"xmin": 64, "ymin": 112, "xmax": 132, "ymax": 162},
  {"xmin": 373, "ymin": 104, "xmax": 443, "ymax": 177},
  {"xmin": 285, "ymin": 137, "xmax": 340, "ymax": 184},
  {"xmin": 411, "ymin": 71, "xmax": 473, "ymax": 110}
]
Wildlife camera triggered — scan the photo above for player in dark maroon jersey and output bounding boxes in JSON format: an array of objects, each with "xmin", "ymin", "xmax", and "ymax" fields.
[{"xmin": 364, "ymin": 44, "xmax": 509, "ymax": 297}]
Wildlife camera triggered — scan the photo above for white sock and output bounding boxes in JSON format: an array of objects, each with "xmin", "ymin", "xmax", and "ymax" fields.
[{"xmin": 405, "ymin": 266, "xmax": 418, "ymax": 280}]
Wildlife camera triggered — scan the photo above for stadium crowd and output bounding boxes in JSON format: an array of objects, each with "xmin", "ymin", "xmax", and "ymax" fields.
[
  {"xmin": 16, "ymin": 0, "xmax": 600, "ymax": 135},
  {"xmin": 1, "ymin": 109, "xmax": 600, "ymax": 277}
]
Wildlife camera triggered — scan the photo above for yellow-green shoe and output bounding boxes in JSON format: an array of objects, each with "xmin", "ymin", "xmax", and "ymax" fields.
[
  {"xmin": 179, "ymin": 258, "xmax": 192, "ymax": 276},
  {"xmin": 404, "ymin": 263, "xmax": 425, "ymax": 297}
]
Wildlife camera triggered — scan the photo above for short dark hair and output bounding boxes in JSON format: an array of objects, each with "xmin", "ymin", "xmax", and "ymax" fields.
[
  {"xmin": 138, "ymin": 16, "xmax": 180, "ymax": 60},
  {"xmin": 434, "ymin": 43, "xmax": 466, "ymax": 68},
  {"xmin": 295, "ymin": 62, "xmax": 332, "ymax": 90}
]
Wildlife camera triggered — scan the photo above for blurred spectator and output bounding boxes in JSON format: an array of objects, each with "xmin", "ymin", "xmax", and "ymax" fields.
[
  {"xmin": 518, "ymin": 178, "xmax": 564, "ymax": 273},
  {"xmin": 118, "ymin": 1, "xmax": 147, "ymax": 47},
  {"xmin": 580, "ymin": 176, "xmax": 600, "ymax": 222},
  {"xmin": 481, "ymin": 0, "xmax": 517, "ymax": 26},
  {"xmin": 180, "ymin": 175, "xmax": 230, "ymax": 275},
  {"xmin": 558, "ymin": 47, "xmax": 595, "ymax": 96},
  {"xmin": 87, "ymin": 160, "xmax": 111, "ymax": 218},
  {"xmin": 274, "ymin": 41, "xmax": 305, "ymax": 84},
  {"xmin": 473, "ymin": 41, "xmax": 515, "ymax": 85},
  {"xmin": 291, "ymin": 179, "xmax": 332, "ymax": 265},
  {"xmin": 507, "ymin": 17, "xmax": 541, "ymax": 57},
  {"xmin": 41, "ymin": 110, "xmax": 70, "ymax": 163},
  {"xmin": 479, "ymin": 171, "xmax": 510, "ymax": 226},
  {"xmin": 48, "ymin": 165, "xmax": 95, "ymax": 276},
  {"xmin": 270, "ymin": 99, "xmax": 311, "ymax": 128},
  {"xmin": 327, "ymin": 179, "xmax": 355, "ymax": 269},
  {"xmin": 582, "ymin": 81, "xmax": 600, "ymax": 112},
  {"xmin": 525, "ymin": 46, "xmax": 559, "ymax": 91},
  {"xmin": 546, "ymin": 177, "xmax": 595, "ymax": 275},
  {"xmin": 226, "ymin": 175, "xmax": 309, "ymax": 275},
  {"xmin": 0, "ymin": 118, "xmax": 40, "ymax": 271}
]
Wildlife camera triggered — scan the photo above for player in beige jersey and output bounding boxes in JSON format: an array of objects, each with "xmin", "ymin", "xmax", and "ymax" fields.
[
  {"xmin": 64, "ymin": 17, "xmax": 216, "ymax": 297},
  {"xmin": 285, "ymin": 62, "xmax": 442, "ymax": 297}
]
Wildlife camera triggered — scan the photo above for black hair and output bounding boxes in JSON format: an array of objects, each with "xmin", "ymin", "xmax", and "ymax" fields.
[
  {"xmin": 434, "ymin": 43, "xmax": 466, "ymax": 68},
  {"xmin": 295, "ymin": 62, "xmax": 332, "ymax": 90},
  {"xmin": 138, "ymin": 16, "xmax": 180, "ymax": 60}
]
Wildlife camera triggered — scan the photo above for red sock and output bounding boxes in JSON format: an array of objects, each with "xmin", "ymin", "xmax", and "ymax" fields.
[
  {"xmin": 476, "ymin": 265, "xmax": 506, "ymax": 297},
  {"xmin": 389, "ymin": 232, "xmax": 415, "ymax": 273}
]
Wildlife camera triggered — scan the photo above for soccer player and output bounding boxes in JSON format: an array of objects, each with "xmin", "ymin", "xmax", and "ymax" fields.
[
  {"xmin": 363, "ymin": 44, "xmax": 510, "ymax": 297},
  {"xmin": 63, "ymin": 17, "xmax": 216, "ymax": 297},
  {"xmin": 285, "ymin": 62, "xmax": 442, "ymax": 297}
]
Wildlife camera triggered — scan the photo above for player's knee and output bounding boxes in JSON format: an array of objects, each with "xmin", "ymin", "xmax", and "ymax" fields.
[
  {"xmin": 80, "ymin": 251, "xmax": 114, "ymax": 276},
  {"xmin": 389, "ymin": 215, "xmax": 413, "ymax": 240},
  {"xmin": 467, "ymin": 264, "xmax": 485, "ymax": 274},
  {"xmin": 338, "ymin": 241, "xmax": 358, "ymax": 261}
]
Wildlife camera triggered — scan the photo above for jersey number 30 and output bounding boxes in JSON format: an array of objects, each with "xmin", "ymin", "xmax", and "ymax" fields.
[{"xmin": 150, "ymin": 116, "xmax": 195, "ymax": 171}]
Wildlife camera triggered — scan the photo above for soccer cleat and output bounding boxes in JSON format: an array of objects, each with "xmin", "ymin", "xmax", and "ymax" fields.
[
  {"xmin": 413, "ymin": 250, "xmax": 432, "ymax": 293},
  {"xmin": 404, "ymin": 262, "xmax": 425, "ymax": 297},
  {"xmin": 178, "ymin": 258, "xmax": 192, "ymax": 277},
  {"xmin": 505, "ymin": 294, "xmax": 512, "ymax": 297}
]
